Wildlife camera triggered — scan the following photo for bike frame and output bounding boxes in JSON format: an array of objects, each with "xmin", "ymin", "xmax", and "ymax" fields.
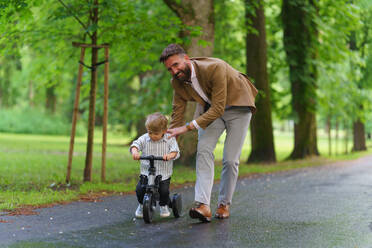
[{"xmin": 140, "ymin": 155, "xmax": 164, "ymax": 200}]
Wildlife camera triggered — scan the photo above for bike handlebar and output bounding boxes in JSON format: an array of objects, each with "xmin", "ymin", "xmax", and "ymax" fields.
[{"xmin": 139, "ymin": 155, "xmax": 165, "ymax": 161}]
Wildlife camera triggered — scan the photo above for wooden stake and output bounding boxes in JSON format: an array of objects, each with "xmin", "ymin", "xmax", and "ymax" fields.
[
  {"xmin": 69, "ymin": 41, "xmax": 110, "ymax": 183},
  {"xmin": 66, "ymin": 47, "xmax": 85, "ymax": 183},
  {"xmin": 101, "ymin": 47, "xmax": 109, "ymax": 182},
  {"xmin": 72, "ymin": 42, "xmax": 109, "ymax": 48}
]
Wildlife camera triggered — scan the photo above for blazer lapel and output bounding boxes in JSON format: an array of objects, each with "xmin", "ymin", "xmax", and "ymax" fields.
[
  {"xmin": 184, "ymin": 83, "xmax": 205, "ymax": 106},
  {"xmin": 191, "ymin": 60, "xmax": 210, "ymax": 100}
]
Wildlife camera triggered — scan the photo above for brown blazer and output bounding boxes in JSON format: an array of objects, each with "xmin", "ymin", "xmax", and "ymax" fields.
[{"xmin": 170, "ymin": 57, "xmax": 258, "ymax": 129}]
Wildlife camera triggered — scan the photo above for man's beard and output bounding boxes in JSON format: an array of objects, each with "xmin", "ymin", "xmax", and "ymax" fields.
[{"xmin": 174, "ymin": 63, "xmax": 191, "ymax": 82}]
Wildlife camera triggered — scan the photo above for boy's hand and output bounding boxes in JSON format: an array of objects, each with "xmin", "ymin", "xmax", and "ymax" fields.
[
  {"xmin": 163, "ymin": 154, "xmax": 170, "ymax": 161},
  {"xmin": 131, "ymin": 147, "xmax": 140, "ymax": 160},
  {"xmin": 132, "ymin": 151, "xmax": 140, "ymax": 160},
  {"xmin": 163, "ymin": 152, "xmax": 177, "ymax": 161},
  {"xmin": 132, "ymin": 152, "xmax": 140, "ymax": 160}
]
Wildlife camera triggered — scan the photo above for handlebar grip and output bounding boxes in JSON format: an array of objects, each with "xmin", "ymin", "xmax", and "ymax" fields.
[{"xmin": 139, "ymin": 155, "xmax": 165, "ymax": 161}]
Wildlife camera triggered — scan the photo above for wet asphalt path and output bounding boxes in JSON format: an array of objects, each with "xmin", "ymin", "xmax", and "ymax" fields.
[{"xmin": 1, "ymin": 155, "xmax": 372, "ymax": 248}]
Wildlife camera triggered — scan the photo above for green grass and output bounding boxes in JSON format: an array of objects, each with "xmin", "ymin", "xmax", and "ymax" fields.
[{"xmin": 0, "ymin": 130, "xmax": 371, "ymax": 210}]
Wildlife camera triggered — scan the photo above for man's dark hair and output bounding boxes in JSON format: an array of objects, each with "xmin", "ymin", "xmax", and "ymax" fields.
[{"xmin": 159, "ymin": 44, "xmax": 186, "ymax": 63}]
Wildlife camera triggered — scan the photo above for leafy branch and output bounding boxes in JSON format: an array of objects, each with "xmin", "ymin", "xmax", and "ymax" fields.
[{"xmin": 56, "ymin": 0, "xmax": 93, "ymax": 39}]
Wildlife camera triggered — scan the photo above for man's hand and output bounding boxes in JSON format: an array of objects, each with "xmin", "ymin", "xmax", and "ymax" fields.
[{"xmin": 167, "ymin": 126, "xmax": 188, "ymax": 138}]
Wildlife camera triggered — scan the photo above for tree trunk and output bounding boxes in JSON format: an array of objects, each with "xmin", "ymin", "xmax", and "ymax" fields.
[
  {"xmin": 164, "ymin": 0, "xmax": 214, "ymax": 166},
  {"xmin": 245, "ymin": 0, "xmax": 276, "ymax": 163},
  {"xmin": 282, "ymin": 0, "xmax": 319, "ymax": 159},
  {"xmin": 335, "ymin": 119, "xmax": 339, "ymax": 155},
  {"xmin": 352, "ymin": 119, "xmax": 366, "ymax": 151},
  {"xmin": 349, "ymin": 31, "xmax": 367, "ymax": 152},
  {"xmin": 28, "ymin": 80, "xmax": 34, "ymax": 107},
  {"xmin": 84, "ymin": 0, "xmax": 99, "ymax": 182},
  {"xmin": 344, "ymin": 121, "xmax": 349, "ymax": 154},
  {"xmin": 327, "ymin": 115, "xmax": 331, "ymax": 156},
  {"xmin": 46, "ymin": 84, "xmax": 57, "ymax": 113},
  {"xmin": 0, "ymin": 82, "xmax": 2, "ymax": 106},
  {"xmin": 1, "ymin": 60, "xmax": 11, "ymax": 108}
]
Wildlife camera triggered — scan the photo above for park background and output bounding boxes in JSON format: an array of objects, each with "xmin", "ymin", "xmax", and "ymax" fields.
[{"xmin": 0, "ymin": 0, "xmax": 371, "ymax": 211}]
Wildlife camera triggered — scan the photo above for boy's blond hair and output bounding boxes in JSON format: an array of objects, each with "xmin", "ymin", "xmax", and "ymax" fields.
[{"xmin": 145, "ymin": 112, "xmax": 168, "ymax": 133}]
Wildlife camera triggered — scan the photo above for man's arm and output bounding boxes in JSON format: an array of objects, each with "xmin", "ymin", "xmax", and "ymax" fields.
[{"xmin": 169, "ymin": 90, "xmax": 187, "ymax": 129}]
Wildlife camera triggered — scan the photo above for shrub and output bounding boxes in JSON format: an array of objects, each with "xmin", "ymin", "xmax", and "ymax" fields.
[{"xmin": 0, "ymin": 108, "xmax": 85, "ymax": 136}]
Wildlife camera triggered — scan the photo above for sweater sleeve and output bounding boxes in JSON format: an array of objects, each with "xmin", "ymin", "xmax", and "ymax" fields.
[{"xmin": 129, "ymin": 134, "xmax": 146, "ymax": 153}]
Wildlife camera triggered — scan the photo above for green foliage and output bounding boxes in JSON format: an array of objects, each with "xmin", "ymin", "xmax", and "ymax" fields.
[
  {"xmin": 108, "ymin": 69, "xmax": 174, "ymax": 129},
  {"xmin": 214, "ymin": 0, "xmax": 246, "ymax": 71},
  {"xmin": 317, "ymin": 0, "xmax": 372, "ymax": 130},
  {"xmin": 282, "ymin": 0, "xmax": 319, "ymax": 117},
  {"xmin": 265, "ymin": 0, "xmax": 292, "ymax": 121},
  {"xmin": 0, "ymin": 0, "xmax": 371, "ymax": 145},
  {"xmin": 0, "ymin": 107, "xmax": 85, "ymax": 135},
  {"xmin": 0, "ymin": 0, "xmax": 183, "ymax": 136}
]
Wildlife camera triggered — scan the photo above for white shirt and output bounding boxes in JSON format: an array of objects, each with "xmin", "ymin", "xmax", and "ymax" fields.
[
  {"xmin": 189, "ymin": 63, "xmax": 210, "ymax": 130},
  {"xmin": 130, "ymin": 133, "xmax": 180, "ymax": 180},
  {"xmin": 190, "ymin": 63, "xmax": 211, "ymax": 105}
]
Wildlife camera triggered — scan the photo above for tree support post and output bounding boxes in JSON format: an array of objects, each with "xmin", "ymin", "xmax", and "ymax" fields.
[
  {"xmin": 66, "ymin": 47, "xmax": 85, "ymax": 184},
  {"xmin": 101, "ymin": 47, "xmax": 109, "ymax": 182},
  {"xmin": 66, "ymin": 42, "xmax": 109, "ymax": 184}
]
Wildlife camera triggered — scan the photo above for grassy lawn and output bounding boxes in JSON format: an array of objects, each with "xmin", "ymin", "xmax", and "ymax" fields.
[{"xmin": 0, "ymin": 130, "xmax": 371, "ymax": 210}]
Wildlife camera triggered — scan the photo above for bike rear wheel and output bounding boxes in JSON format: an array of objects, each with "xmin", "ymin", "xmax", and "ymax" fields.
[{"xmin": 171, "ymin": 193, "xmax": 182, "ymax": 218}]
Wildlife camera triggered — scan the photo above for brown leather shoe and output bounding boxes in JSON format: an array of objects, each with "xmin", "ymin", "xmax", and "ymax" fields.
[
  {"xmin": 215, "ymin": 204, "xmax": 230, "ymax": 219},
  {"xmin": 189, "ymin": 203, "xmax": 212, "ymax": 222}
]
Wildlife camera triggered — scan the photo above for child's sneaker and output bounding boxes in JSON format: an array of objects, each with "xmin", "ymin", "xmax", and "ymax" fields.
[
  {"xmin": 135, "ymin": 204, "xmax": 143, "ymax": 218},
  {"xmin": 160, "ymin": 205, "xmax": 170, "ymax": 218}
]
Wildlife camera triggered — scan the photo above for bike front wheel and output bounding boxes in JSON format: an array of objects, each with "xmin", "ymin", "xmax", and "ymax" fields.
[{"xmin": 143, "ymin": 193, "xmax": 154, "ymax": 223}]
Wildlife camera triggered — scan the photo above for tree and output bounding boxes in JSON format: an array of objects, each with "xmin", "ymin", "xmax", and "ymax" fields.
[
  {"xmin": 0, "ymin": 52, "xmax": 22, "ymax": 108},
  {"xmin": 282, "ymin": 0, "xmax": 319, "ymax": 159},
  {"xmin": 349, "ymin": 31, "xmax": 367, "ymax": 151},
  {"xmin": 55, "ymin": 0, "xmax": 183, "ymax": 180},
  {"xmin": 163, "ymin": 0, "xmax": 214, "ymax": 165},
  {"xmin": 245, "ymin": 0, "xmax": 276, "ymax": 163},
  {"xmin": 0, "ymin": 0, "xmax": 184, "ymax": 182},
  {"xmin": 349, "ymin": 1, "xmax": 372, "ymax": 151},
  {"xmin": 316, "ymin": 0, "xmax": 360, "ymax": 155}
]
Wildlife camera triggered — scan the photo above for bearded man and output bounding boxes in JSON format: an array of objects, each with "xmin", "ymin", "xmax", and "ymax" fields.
[{"xmin": 160, "ymin": 44, "xmax": 257, "ymax": 222}]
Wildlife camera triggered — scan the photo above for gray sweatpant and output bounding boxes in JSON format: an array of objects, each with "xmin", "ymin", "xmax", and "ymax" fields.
[{"xmin": 195, "ymin": 106, "xmax": 252, "ymax": 206}]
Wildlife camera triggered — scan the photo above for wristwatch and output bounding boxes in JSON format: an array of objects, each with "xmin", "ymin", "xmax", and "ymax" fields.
[{"xmin": 186, "ymin": 122, "xmax": 193, "ymax": 131}]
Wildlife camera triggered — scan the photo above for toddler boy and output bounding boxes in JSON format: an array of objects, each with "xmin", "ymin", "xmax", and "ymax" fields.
[{"xmin": 130, "ymin": 112, "xmax": 180, "ymax": 218}]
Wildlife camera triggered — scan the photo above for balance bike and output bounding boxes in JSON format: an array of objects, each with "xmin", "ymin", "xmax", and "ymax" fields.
[{"xmin": 139, "ymin": 155, "xmax": 182, "ymax": 224}]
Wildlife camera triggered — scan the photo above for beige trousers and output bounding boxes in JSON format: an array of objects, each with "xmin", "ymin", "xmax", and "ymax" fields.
[{"xmin": 194, "ymin": 106, "xmax": 252, "ymax": 206}]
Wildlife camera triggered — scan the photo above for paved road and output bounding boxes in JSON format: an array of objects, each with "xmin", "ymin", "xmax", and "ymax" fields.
[{"xmin": 1, "ymin": 155, "xmax": 372, "ymax": 248}]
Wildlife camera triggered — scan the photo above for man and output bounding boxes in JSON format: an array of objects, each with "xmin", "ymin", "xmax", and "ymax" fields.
[{"xmin": 160, "ymin": 44, "xmax": 257, "ymax": 222}]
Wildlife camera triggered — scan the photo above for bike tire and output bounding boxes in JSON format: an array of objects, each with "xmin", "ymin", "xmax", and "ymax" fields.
[
  {"xmin": 171, "ymin": 193, "xmax": 182, "ymax": 218},
  {"xmin": 143, "ymin": 193, "xmax": 153, "ymax": 223}
]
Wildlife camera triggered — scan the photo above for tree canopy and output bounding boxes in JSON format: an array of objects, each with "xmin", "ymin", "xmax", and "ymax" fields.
[{"xmin": 0, "ymin": 0, "xmax": 371, "ymax": 161}]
